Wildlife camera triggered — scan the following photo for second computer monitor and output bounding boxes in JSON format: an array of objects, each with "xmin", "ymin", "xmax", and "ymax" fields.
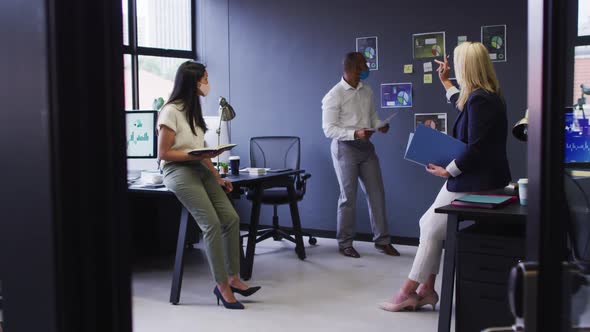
[{"xmin": 126, "ymin": 110, "xmax": 157, "ymax": 158}]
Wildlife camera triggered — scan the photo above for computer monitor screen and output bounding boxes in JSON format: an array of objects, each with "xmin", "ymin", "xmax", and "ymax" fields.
[
  {"xmin": 565, "ymin": 108, "xmax": 590, "ymax": 165},
  {"xmin": 126, "ymin": 110, "xmax": 157, "ymax": 158}
]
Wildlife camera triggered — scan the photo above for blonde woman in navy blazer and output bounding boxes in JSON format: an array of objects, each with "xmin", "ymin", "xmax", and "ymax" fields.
[{"xmin": 380, "ymin": 42, "xmax": 511, "ymax": 312}]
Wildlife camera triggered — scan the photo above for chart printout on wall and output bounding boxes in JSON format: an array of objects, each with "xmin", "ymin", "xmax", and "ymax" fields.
[
  {"xmin": 381, "ymin": 83, "xmax": 413, "ymax": 108},
  {"xmin": 413, "ymin": 31, "xmax": 446, "ymax": 59},
  {"xmin": 356, "ymin": 36, "xmax": 379, "ymax": 71},
  {"xmin": 481, "ymin": 25, "xmax": 507, "ymax": 62}
]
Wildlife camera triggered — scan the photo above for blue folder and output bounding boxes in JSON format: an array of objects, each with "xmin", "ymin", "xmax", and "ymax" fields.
[{"xmin": 404, "ymin": 124, "xmax": 467, "ymax": 167}]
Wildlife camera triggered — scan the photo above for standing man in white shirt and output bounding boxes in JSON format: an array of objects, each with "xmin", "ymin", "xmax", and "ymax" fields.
[{"xmin": 322, "ymin": 52, "xmax": 400, "ymax": 258}]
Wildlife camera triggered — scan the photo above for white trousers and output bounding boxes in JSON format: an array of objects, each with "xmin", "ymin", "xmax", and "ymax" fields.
[{"xmin": 408, "ymin": 182, "xmax": 470, "ymax": 284}]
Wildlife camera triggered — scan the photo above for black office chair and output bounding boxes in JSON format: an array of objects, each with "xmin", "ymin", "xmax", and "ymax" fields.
[
  {"xmin": 564, "ymin": 173, "xmax": 590, "ymax": 272},
  {"xmin": 564, "ymin": 173, "xmax": 590, "ymax": 327},
  {"xmin": 244, "ymin": 136, "xmax": 317, "ymax": 246}
]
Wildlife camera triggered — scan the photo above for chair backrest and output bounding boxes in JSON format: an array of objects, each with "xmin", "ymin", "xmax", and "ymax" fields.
[
  {"xmin": 249, "ymin": 136, "xmax": 300, "ymax": 170},
  {"xmin": 564, "ymin": 174, "xmax": 590, "ymax": 266}
]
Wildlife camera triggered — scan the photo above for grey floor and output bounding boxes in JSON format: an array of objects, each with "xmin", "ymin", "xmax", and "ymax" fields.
[{"xmin": 132, "ymin": 238, "xmax": 444, "ymax": 332}]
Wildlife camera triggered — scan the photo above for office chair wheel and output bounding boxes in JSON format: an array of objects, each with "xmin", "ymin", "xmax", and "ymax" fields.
[{"xmin": 309, "ymin": 237, "xmax": 317, "ymax": 245}]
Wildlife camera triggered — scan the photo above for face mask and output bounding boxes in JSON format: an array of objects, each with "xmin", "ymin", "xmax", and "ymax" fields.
[
  {"xmin": 360, "ymin": 69, "xmax": 370, "ymax": 80},
  {"xmin": 199, "ymin": 83, "xmax": 210, "ymax": 96}
]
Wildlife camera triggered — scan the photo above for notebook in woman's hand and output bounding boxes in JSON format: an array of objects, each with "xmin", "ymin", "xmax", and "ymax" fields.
[{"xmin": 188, "ymin": 144, "xmax": 237, "ymax": 156}]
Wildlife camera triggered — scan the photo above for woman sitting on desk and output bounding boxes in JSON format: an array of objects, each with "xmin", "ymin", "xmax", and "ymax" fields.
[
  {"xmin": 157, "ymin": 61, "xmax": 260, "ymax": 310},
  {"xmin": 380, "ymin": 42, "xmax": 511, "ymax": 312}
]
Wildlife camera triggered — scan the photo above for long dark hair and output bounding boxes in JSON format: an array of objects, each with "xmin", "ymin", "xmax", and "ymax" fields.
[{"xmin": 165, "ymin": 61, "xmax": 208, "ymax": 136}]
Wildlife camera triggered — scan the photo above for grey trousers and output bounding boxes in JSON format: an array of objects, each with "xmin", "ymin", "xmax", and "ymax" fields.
[
  {"xmin": 330, "ymin": 139, "xmax": 390, "ymax": 249},
  {"xmin": 162, "ymin": 161, "xmax": 240, "ymax": 283}
]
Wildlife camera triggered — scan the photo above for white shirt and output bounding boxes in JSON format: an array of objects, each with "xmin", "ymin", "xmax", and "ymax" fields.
[
  {"xmin": 157, "ymin": 103, "xmax": 205, "ymax": 167},
  {"xmin": 322, "ymin": 78, "xmax": 381, "ymax": 141},
  {"xmin": 446, "ymin": 86, "xmax": 461, "ymax": 102}
]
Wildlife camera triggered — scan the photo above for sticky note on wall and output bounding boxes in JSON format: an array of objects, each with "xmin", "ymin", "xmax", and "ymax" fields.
[
  {"xmin": 424, "ymin": 74, "xmax": 433, "ymax": 84},
  {"xmin": 404, "ymin": 64, "xmax": 413, "ymax": 73}
]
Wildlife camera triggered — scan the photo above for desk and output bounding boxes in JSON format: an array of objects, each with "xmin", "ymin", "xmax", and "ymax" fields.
[
  {"xmin": 127, "ymin": 187, "xmax": 200, "ymax": 256},
  {"xmin": 434, "ymin": 203, "xmax": 527, "ymax": 332},
  {"xmin": 131, "ymin": 169, "xmax": 307, "ymax": 304}
]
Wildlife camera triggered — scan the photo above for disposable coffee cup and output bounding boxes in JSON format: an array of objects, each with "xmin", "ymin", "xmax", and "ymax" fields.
[
  {"xmin": 229, "ymin": 156, "xmax": 240, "ymax": 176},
  {"xmin": 517, "ymin": 178, "xmax": 528, "ymax": 206}
]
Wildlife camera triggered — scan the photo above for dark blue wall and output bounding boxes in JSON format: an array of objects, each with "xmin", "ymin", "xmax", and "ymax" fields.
[{"xmin": 198, "ymin": 0, "xmax": 527, "ymax": 239}]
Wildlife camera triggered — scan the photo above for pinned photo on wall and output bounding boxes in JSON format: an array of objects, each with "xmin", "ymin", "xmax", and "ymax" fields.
[
  {"xmin": 415, "ymin": 113, "xmax": 448, "ymax": 134},
  {"xmin": 404, "ymin": 64, "xmax": 413, "ymax": 74},
  {"xmin": 356, "ymin": 36, "xmax": 379, "ymax": 70},
  {"xmin": 413, "ymin": 31, "xmax": 445, "ymax": 59},
  {"xmin": 424, "ymin": 74, "xmax": 433, "ymax": 84},
  {"xmin": 423, "ymin": 62, "xmax": 433, "ymax": 72},
  {"xmin": 481, "ymin": 25, "xmax": 507, "ymax": 62},
  {"xmin": 381, "ymin": 83, "xmax": 413, "ymax": 108}
]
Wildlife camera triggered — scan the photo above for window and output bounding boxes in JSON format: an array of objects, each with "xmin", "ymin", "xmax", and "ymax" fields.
[
  {"xmin": 136, "ymin": 0, "xmax": 192, "ymax": 50},
  {"xmin": 138, "ymin": 56, "xmax": 189, "ymax": 109},
  {"xmin": 124, "ymin": 54, "xmax": 133, "ymax": 109},
  {"xmin": 573, "ymin": 1, "xmax": 590, "ymax": 105},
  {"xmin": 122, "ymin": 0, "xmax": 196, "ymax": 110},
  {"xmin": 579, "ymin": 0, "xmax": 590, "ymax": 37}
]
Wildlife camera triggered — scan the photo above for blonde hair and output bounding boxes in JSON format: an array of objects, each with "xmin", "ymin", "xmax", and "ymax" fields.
[{"xmin": 453, "ymin": 42, "xmax": 501, "ymax": 111}]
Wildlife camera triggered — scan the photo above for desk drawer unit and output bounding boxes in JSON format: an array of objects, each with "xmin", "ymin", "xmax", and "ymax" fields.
[
  {"xmin": 458, "ymin": 252, "xmax": 523, "ymax": 284},
  {"xmin": 457, "ymin": 224, "xmax": 525, "ymax": 257},
  {"xmin": 456, "ymin": 224, "xmax": 525, "ymax": 332},
  {"xmin": 457, "ymin": 280, "xmax": 514, "ymax": 332}
]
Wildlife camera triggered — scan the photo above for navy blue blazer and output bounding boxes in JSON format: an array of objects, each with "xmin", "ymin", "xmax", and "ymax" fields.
[{"xmin": 446, "ymin": 89, "xmax": 512, "ymax": 192}]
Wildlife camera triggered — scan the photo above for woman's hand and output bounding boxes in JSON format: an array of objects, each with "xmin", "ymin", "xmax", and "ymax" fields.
[
  {"xmin": 217, "ymin": 177, "xmax": 233, "ymax": 193},
  {"xmin": 191, "ymin": 151, "xmax": 223, "ymax": 161},
  {"xmin": 203, "ymin": 151, "xmax": 224, "ymax": 159},
  {"xmin": 195, "ymin": 152, "xmax": 215, "ymax": 160},
  {"xmin": 434, "ymin": 55, "xmax": 452, "ymax": 84},
  {"xmin": 426, "ymin": 163, "xmax": 450, "ymax": 178},
  {"xmin": 209, "ymin": 150, "xmax": 225, "ymax": 158},
  {"xmin": 355, "ymin": 129, "xmax": 374, "ymax": 140}
]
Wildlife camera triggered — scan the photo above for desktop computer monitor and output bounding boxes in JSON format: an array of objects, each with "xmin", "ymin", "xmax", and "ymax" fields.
[
  {"xmin": 565, "ymin": 107, "xmax": 590, "ymax": 167},
  {"xmin": 126, "ymin": 110, "xmax": 157, "ymax": 158}
]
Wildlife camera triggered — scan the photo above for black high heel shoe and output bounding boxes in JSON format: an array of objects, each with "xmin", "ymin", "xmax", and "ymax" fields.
[
  {"xmin": 230, "ymin": 286, "xmax": 262, "ymax": 297},
  {"xmin": 213, "ymin": 287, "xmax": 245, "ymax": 310}
]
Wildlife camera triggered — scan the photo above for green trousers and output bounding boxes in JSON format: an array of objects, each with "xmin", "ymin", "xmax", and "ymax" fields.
[{"xmin": 162, "ymin": 161, "xmax": 240, "ymax": 283}]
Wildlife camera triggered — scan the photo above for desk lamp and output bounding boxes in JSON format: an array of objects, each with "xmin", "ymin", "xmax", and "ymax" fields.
[
  {"xmin": 575, "ymin": 84, "xmax": 590, "ymax": 133},
  {"xmin": 512, "ymin": 109, "xmax": 529, "ymax": 142},
  {"xmin": 508, "ymin": 109, "xmax": 529, "ymax": 195},
  {"xmin": 576, "ymin": 84, "xmax": 590, "ymax": 114},
  {"xmin": 216, "ymin": 96, "xmax": 236, "ymax": 169},
  {"xmin": 513, "ymin": 84, "xmax": 590, "ymax": 142}
]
